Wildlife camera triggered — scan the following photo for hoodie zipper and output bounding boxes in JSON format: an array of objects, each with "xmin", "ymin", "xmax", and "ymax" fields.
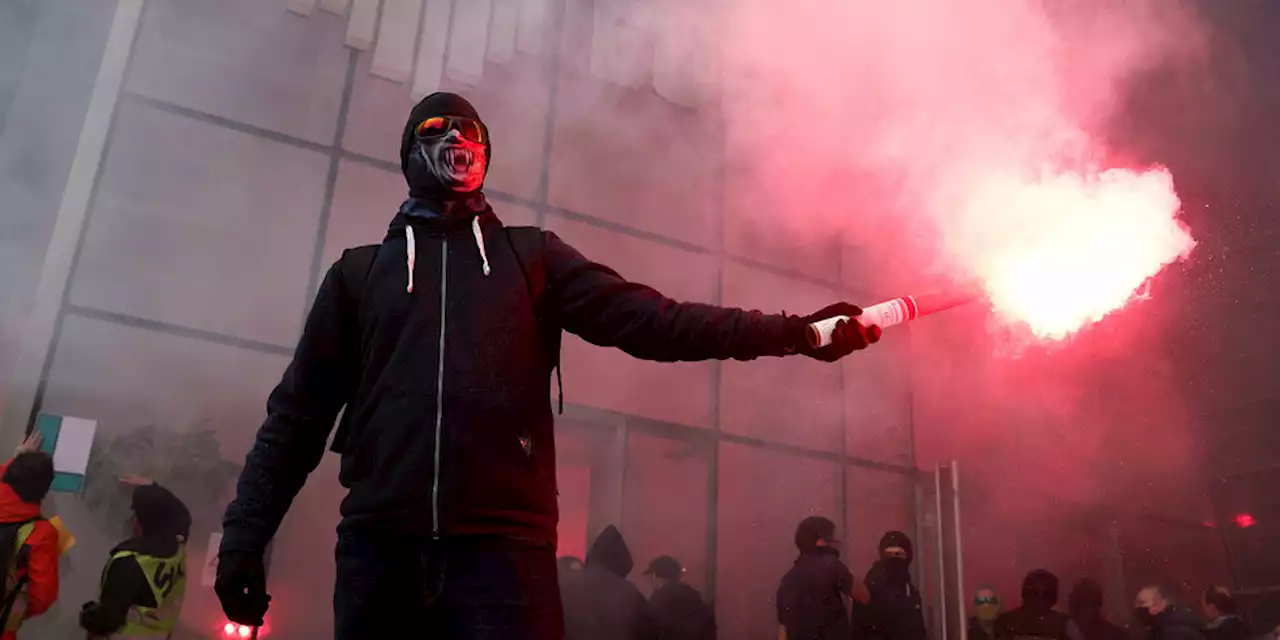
[{"xmin": 432, "ymin": 237, "xmax": 448, "ymax": 537}]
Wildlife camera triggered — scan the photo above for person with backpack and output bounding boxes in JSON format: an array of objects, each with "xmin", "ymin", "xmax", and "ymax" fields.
[
  {"xmin": 216, "ymin": 91, "xmax": 882, "ymax": 640},
  {"xmin": 0, "ymin": 433, "xmax": 58, "ymax": 639},
  {"xmin": 80, "ymin": 476, "xmax": 190, "ymax": 639}
]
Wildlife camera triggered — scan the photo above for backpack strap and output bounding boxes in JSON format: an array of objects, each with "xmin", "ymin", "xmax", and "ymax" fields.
[
  {"xmin": 338, "ymin": 244, "xmax": 380, "ymax": 305},
  {"xmin": 0, "ymin": 517, "xmax": 44, "ymax": 630}
]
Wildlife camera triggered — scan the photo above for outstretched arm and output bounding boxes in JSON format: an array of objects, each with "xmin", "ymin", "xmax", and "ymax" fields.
[
  {"xmin": 220, "ymin": 260, "xmax": 360, "ymax": 555},
  {"xmin": 544, "ymin": 232, "xmax": 874, "ymax": 362}
]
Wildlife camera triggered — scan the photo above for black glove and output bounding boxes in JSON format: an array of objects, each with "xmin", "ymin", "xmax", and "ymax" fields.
[
  {"xmin": 797, "ymin": 302, "xmax": 881, "ymax": 362},
  {"xmin": 215, "ymin": 551, "xmax": 271, "ymax": 627}
]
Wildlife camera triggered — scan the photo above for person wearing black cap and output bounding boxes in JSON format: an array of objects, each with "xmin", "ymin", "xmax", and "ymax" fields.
[
  {"xmin": 994, "ymin": 569, "xmax": 1084, "ymax": 640},
  {"xmin": 853, "ymin": 531, "xmax": 927, "ymax": 640},
  {"xmin": 216, "ymin": 90, "xmax": 882, "ymax": 639},
  {"xmin": 80, "ymin": 476, "xmax": 190, "ymax": 639},
  {"xmin": 777, "ymin": 516, "xmax": 858, "ymax": 640},
  {"xmin": 645, "ymin": 555, "xmax": 716, "ymax": 640}
]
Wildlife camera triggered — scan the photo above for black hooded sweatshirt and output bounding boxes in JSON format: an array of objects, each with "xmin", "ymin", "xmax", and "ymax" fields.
[
  {"xmin": 777, "ymin": 547, "xmax": 855, "ymax": 640},
  {"xmin": 855, "ymin": 531, "xmax": 926, "ymax": 640},
  {"xmin": 562, "ymin": 525, "xmax": 653, "ymax": 640},
  {"xmin": 1148, "ymin": 606, "xmax": 1205, "ymax": 640},
  {"xmin": 221, "ymin": 97, "xmax": 809, "ymax": 554},
  {"xmin": 649, "ymin": 580, "xmax": 717, "ymax": 640}
]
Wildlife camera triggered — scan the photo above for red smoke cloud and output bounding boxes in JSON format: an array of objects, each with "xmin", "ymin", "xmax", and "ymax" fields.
[{"xmin": 717, "ymin": 0, "xmax": 1204, "ymax": 338}]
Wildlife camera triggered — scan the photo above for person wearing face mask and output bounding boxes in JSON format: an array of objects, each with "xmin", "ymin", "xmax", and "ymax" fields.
[
  {"xmin": 994, "ymin": 569, "xmax": 1084, "ymax": 640},
  {"xmin": 1068, "ymin": 578, "xmax": 1127, "ymax": 640},
  {"xmin": 1133, "ymin": 584, "xmax": 1204, "ymax": 640},
  {"xmin": 853, "ymin": 531, "xmax": 927, "ymax": 640},
  {"xmin": 970, "ymin": 586, "xmax": 1003, "ymax": 640},
  {"xmin": 215, "ymin": 91, "xmax": 881, "ymax": 640}
]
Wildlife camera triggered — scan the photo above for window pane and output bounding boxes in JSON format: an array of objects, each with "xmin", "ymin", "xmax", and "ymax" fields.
[
  {"xmin": 556, "ymin": 419, "xmax": 625, "ymax": 561},
  {"xmin": 845, "ymin": 466, "xmax": 914, "ymax": 581},
  {"xmin": 623, "ymin": 431, "xmax": 712, "ymax": 593}
]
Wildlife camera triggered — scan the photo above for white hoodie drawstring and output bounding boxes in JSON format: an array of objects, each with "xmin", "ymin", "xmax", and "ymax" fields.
[
  {"xmin": 472, "ymin": 216, "xmax": 491, "ymax": 277},
  {"xmin": 405, "ymin": 225, "xmax": 416, "ymax": 293}
]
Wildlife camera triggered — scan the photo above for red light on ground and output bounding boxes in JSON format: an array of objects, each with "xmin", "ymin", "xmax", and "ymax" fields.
[
  {"xmin": 1235, "ymin": 513, "xmax": 1257, "ymax": 528},
  {"xmin": 223, "ymin": 621, "xmax": 264, "ymax": 638}
]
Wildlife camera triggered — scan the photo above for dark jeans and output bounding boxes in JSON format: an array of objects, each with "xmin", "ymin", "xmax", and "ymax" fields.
[{"xmin": 334, "ymin": 530, "xmax": 564, "ymax": 639}]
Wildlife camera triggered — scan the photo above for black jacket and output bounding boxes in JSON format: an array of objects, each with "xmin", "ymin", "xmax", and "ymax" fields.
[
  {"xmin": 855, "ymin": 560, "xmax": 926, "ymax": 640},
  {"xmin": 1149, "ymin": 606, "xmax": 1205, "ymax": 640},
  {"xmin": 1073, "ymin": 616, "xmax": 1128, "ymax": 640},
  {"xmin": 562, "ymin": 526, "xmax": 654, "ymax": 640},
  {"xmin": 996, "ymin": 607, "xmax": 1083, "ymax": 640},
  {"xmin": 650, "ymin": 582, "xmax": 716, "ymax": 640},
  {"xmin": 1203, "ymin": 616, "xmax": 1251, "ymax": 640},
  {"xmin": 777, "ymin": 548, "xmax": 854, "ymax": 640},
  {"xmin": 222, "ymin": 209, "xmax": 803, "ymax": 553}
]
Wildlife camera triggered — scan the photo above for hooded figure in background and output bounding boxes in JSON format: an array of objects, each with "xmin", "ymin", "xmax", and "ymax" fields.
[
  {"xmin": 995, "ymin": 569, "xmax": 1084, "ymax": 640},
  {"xmin": 218, "ymin": 90, "xmax": 881, "ymax": 640},
  {"xmin": 853, "ymin": 531, "xmax": 926, "ymax": 640},
  {"xmin": 1068, "ymin": 578, "xmax": 1127, "ymax": 640},
  {"xmin": 561, "ymin": 525, "xmax": 653, "ymax": 640}
]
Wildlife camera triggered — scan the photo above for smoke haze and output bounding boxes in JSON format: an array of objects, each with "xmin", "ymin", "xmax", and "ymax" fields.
[{"xmin": 0, "ymin": 0, "xmax": 1247, "ymax": 636}]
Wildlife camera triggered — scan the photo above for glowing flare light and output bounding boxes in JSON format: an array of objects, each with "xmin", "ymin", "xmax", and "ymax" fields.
[{"xmin": 951, "ymin": 166, "xmax": 1195, "ymax": 339}]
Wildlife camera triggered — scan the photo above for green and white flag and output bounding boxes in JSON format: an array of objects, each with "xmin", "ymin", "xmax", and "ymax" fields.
[{"xmin": 33, "ymin": 414, "xmax": 97, "ymax": 493}]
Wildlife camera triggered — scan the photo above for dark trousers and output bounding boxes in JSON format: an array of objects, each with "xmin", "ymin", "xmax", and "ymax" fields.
[{"xmin": 334, "ymin": 530, "xmax": 564, "ymax": 639}]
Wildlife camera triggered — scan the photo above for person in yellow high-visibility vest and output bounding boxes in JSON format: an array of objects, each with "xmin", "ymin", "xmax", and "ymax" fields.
[{"xmin": 80, "ymin": 478, "xmax": 190, "ymax": 639}]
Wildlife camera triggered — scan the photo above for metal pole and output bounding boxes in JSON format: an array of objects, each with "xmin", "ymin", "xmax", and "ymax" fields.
[
  {"xmin": 935, "ymin": 464, "xmax": 948, "ymax": 640},
  {"xmin": 952, "ymin": 461, "xmax": 967, "ymax": 640}
]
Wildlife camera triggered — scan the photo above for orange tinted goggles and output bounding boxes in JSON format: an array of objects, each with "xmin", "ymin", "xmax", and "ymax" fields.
[{"xmin": 415, "ymin": 116, "xmax": 486, "ymax": 144}]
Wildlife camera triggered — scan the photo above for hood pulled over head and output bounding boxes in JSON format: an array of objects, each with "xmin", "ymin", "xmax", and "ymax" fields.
[
  {"xmin": 586, "ymin": 525, "xmax": 635, "ymax": 578},
  {"xmin": 400, "ymin": 92, "xmax": 492, "ymax": 202}
]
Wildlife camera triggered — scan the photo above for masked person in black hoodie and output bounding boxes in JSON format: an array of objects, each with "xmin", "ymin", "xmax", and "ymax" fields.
[
  {"xmin": 1134, "ymin": 584, "xmax": 1205, "ymax": 640},
  {"xmin": 561, "ymin": 525, "xmax": 653, "ymax": 640},
  {"xmin": 216, "ymin": 91, "xmax": 881, "ymax": 640},
  {"xmin": 995, "ymin": 569, "xmax": 1084, "ymax": 640},
  {"xmin": 853, "ymin": 531, "xmax": 926, "ymax": 640}
]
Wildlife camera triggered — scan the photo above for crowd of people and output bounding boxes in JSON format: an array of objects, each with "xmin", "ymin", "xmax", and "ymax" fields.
[
  {"xmin": 554, "ymin": 514, "xmax": 1279, "ymax": 640},
  {"xmin": 769, "ymin": 515, "xmax": 1275, "ymax": 640}
]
